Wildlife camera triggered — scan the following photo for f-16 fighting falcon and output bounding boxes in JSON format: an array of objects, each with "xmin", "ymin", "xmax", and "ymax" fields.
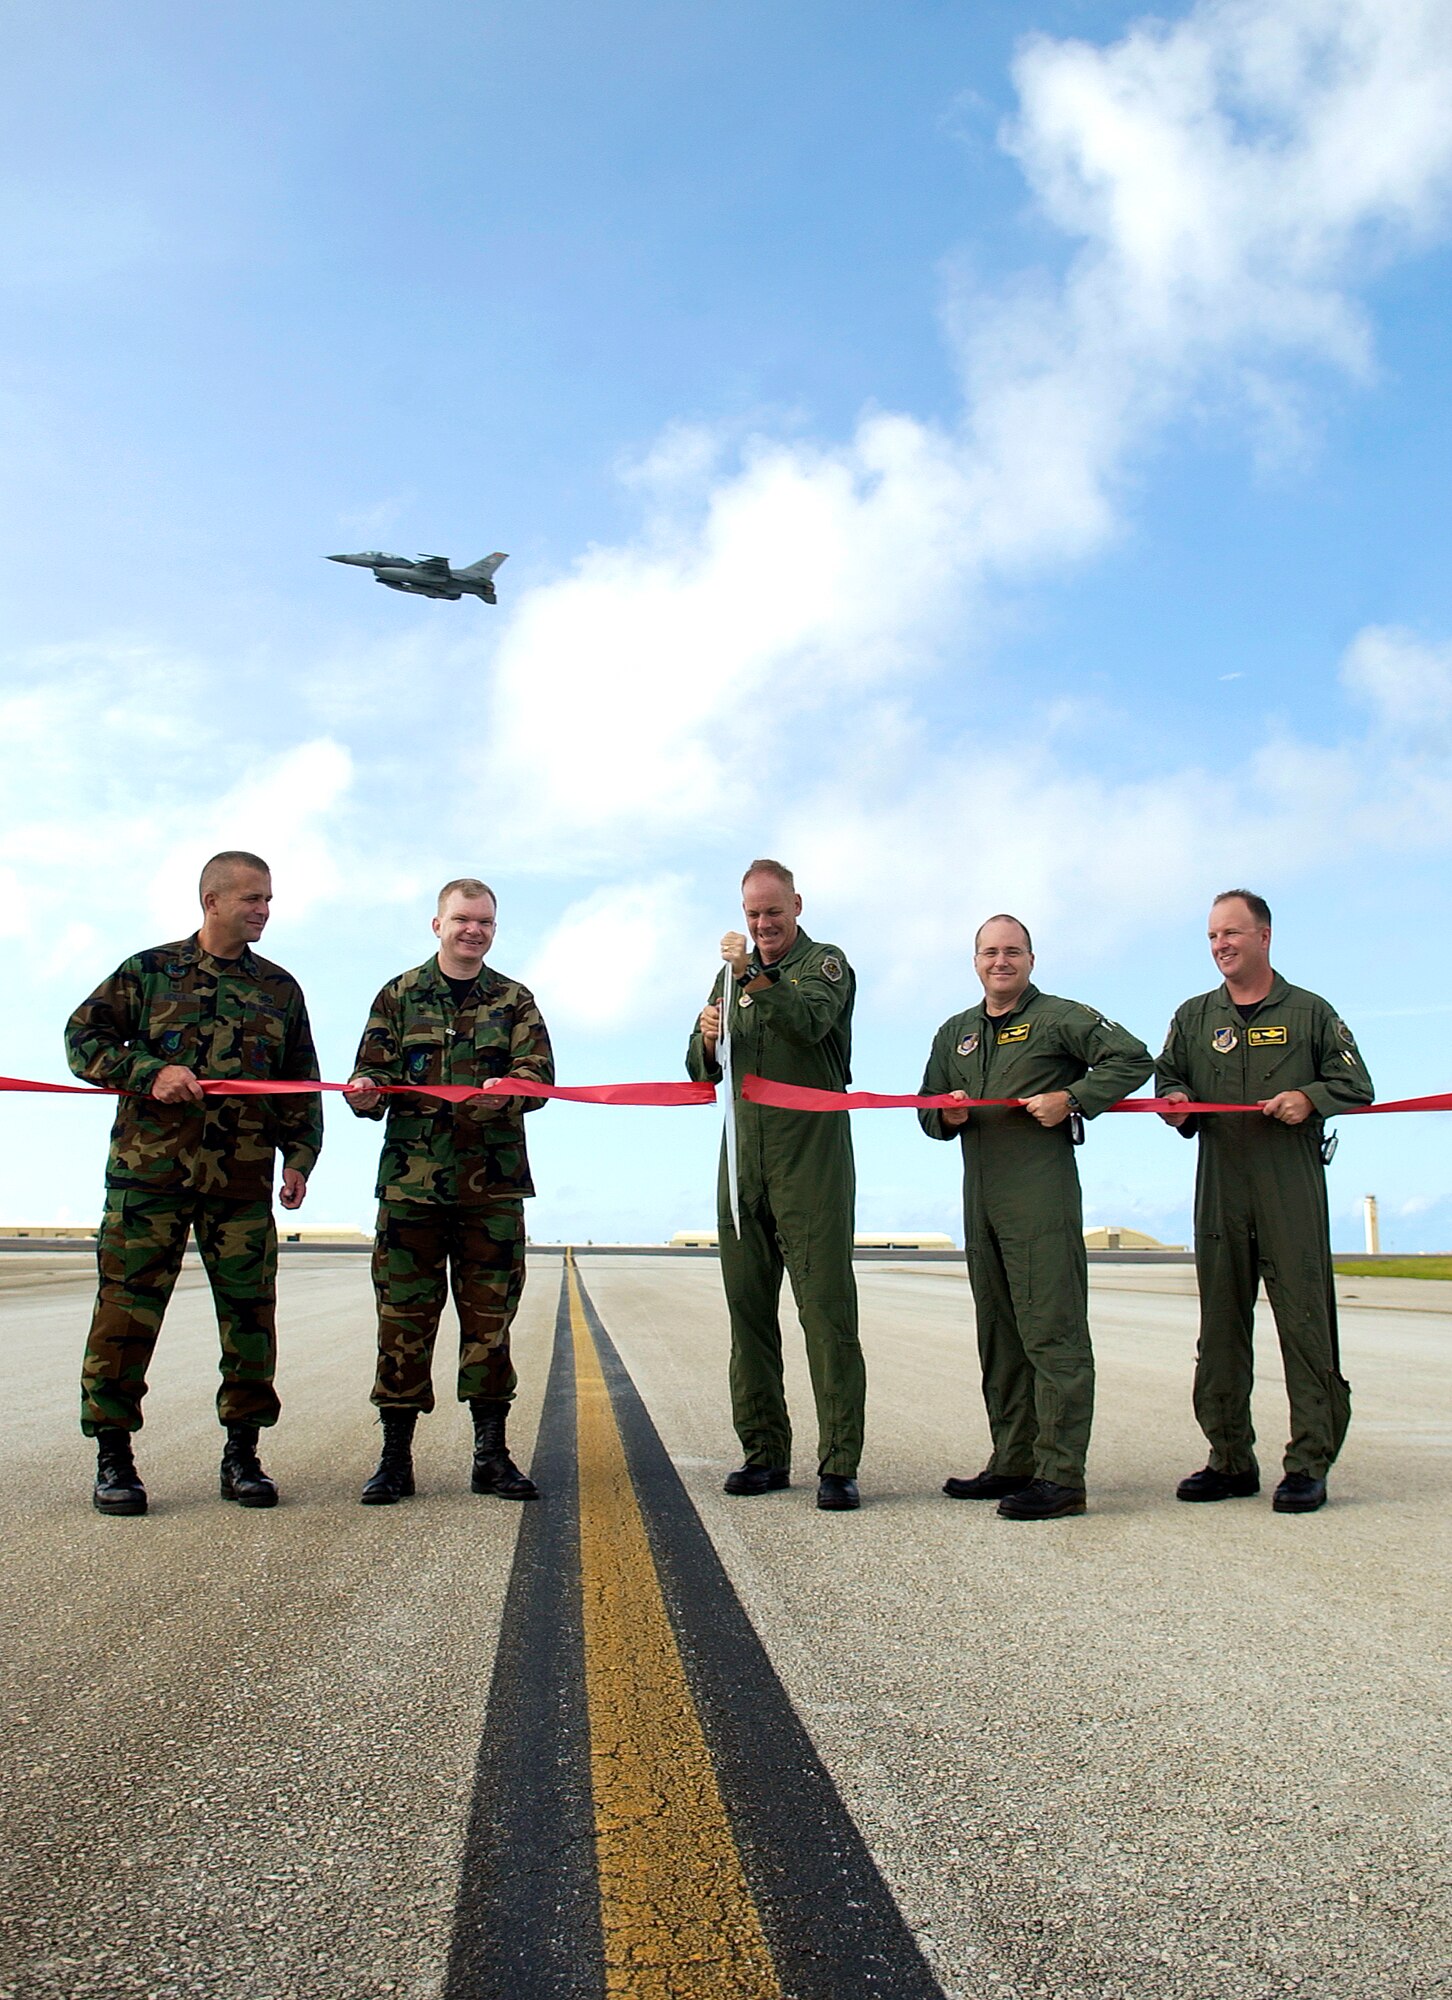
[{"xmin": 328, "ymin": 550, "xmax": 508, "ymax": 602}]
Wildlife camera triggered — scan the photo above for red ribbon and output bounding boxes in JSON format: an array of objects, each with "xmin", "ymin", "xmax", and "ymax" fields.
[
  {"xmin": 738, "ymin": 1076, "xmax": 1452, "ymax": 1116},
  {"xmin": 0, "ymin": 1074, "xmax": 715, "ymax": 1108}
]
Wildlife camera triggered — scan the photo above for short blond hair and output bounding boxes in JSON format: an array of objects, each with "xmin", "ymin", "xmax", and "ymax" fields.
[
  {"xmin": 741, "ymin": 858, "xmax": 795, "ymax": 893},
  {"xmin": 437, "ymin": 876, "xmax": 497, "ymax": 914}
]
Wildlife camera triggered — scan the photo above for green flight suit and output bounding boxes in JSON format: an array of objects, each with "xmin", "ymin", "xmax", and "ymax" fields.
[
  {"xmin": 349, "ymin": 956, "xmax": 553, "ymax": 1412},
  {"xmin": 65, "ymin": 935, "xmax": 322, "ymax": 1435},
  {"xmin": 919, "ymin": 987, "xmax": 1152, "ymax": 1489},
  {"xmin": 1156, "ymin": 974, "xmax": 1373, "ymax": 1478},
  {"xmin": 686, "ymin": 928, "xmax": 864, "ymax": 1478}
]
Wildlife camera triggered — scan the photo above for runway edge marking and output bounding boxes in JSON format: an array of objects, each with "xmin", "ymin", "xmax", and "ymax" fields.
[
  {"xmin": 572, "ymin": 1254, "xmax": 948, "ymax": 2000},
  {"xmin": 442, "ymin": 1257, "xmax": 602, "ymax": 2000}
]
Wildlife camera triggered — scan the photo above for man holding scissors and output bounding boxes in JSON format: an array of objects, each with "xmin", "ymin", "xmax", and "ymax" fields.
[{"xmin": 687, "ymin": 861, "xmax": 865, "ymax": 1511}]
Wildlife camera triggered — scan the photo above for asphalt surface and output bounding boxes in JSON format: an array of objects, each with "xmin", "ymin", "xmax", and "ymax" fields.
[{"xmin": 2, "ymin": 1252, "xmax": 1448, "ymax": 2000}]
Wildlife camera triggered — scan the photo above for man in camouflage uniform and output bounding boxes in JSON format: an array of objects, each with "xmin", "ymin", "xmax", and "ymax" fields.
[
  {"xmin": 1158, "ymin": 890, "xmax": 1374, "ymax": 1513},
  {"xmin": 66, "ymin": 850, "xmax": 322, "ymax": 1515},
  {"xmin": 345, "ymin": 878, "xmax": 553, "ymax": 1505},
  {"xmin": 687, "ymin": 860, "xmax": 866, "ymax": 1512},
  {"xmin": 919, "ymin": 915, "xmax": 1152, "ymax": 1519}
]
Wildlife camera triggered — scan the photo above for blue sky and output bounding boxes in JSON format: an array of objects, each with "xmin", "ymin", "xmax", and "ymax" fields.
[{"xmin": 4, "ymin": 0, "xmax": 1452, "ymax": 1248}]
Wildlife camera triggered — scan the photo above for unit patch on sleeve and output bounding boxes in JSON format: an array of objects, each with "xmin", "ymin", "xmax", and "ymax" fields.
[
  {"xmin": 1211, "ymin": 1026, "xmax": 1238, "ymax": 1053},
  {"xmin": 997, "ymin": 1022, "xmax": 1031, "ymax": 1045},
  {"xmin": 820, "ymin": 956, "xmax": 843, "ymax": 983},
  {"xmin": 1335, "ymin": 1018, "xmax": 1356, "ymax": 1045},
  {"xmin": 1247, "ymin": 1025, "xmax": 1287, "ymax": 1046}
]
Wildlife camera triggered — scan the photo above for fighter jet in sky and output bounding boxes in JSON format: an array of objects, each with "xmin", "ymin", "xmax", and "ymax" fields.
[{"xmin": 327, "ymin": 550, "xmax": 508, "ymax": 602}]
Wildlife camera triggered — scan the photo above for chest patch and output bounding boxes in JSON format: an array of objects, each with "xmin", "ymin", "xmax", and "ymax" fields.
[
  {"xmin": 997, "ymin": 1023, "xmax": 1031, "ymax": 1045},
  {"xmin": 1247, "ymin": 1025, "xmax": 1287, "ymax": 1046},
  {"xmin": 1212, "ymin": 1026, "xmax": 1238, "ymax": 1053},
  {"xmin": 407, "ymin": 1047, "xmax": 432, "ymax": 1077},
  {"xmin": 736, "ymin": 990, "xmax": 753, "ymax": 1008},
  {"xmin": 957, "ymin": 1032, "xmax": 979, "ymax": 1057}
]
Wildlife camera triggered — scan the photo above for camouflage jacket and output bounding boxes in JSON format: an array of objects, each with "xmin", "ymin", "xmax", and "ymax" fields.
[
  {"xmin": 350, "ymin": 957, "xmax": 554, "ymax": 1205},
  {"xmin": 65, "ymin": 935, "xmax": 323, "ymax": 1199}
]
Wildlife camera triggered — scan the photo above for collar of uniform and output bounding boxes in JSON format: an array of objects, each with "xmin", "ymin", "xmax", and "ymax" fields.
[
  {"xmin": 189, "ymin": 932, "xmax": 256, "ymax": 976},
  {"xmin": 1215, "ymin": 970, "xmax": 1289, "ymax": 1015},
  {"xmin": 423, "ymin": 954, "xmax": 495, "ymax": 1000},
  {"xmin": 752, "ymin": 925, "xmax": 815, "ymax": 979},
  {"xmin": 980, "ymin": 980, "xmax": 1040, "ymax": 1029}
]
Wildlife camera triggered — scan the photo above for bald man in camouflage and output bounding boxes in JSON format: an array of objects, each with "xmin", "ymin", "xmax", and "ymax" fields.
[{"xmin": 66, "ymin": 850, "xmax": 322, "ymax": 1515}]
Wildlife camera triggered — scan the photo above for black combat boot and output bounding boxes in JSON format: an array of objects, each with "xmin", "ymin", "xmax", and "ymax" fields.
[
  {"xmin": 360, "ymin": 1409, "xmax": 419, "ymax": 1505},
  {"xmin": 468, "ymin": 1398, "xmax": 538, "ymax": 1499},
  {"xmin": 219, "ymin": 1422, "xmax": 279, "ymax": 1508},
  {"xmin": 93, "ymin": 1429, "xmax": 147, "ymax": 1516}
]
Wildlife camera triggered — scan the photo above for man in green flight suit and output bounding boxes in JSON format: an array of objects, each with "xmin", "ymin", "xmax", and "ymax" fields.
[
  {"xmin": 66, "ymin": 849, "xmax": 323, "ymax": 1516},
  {"xmin": 345, "ymin": 877, "xmax": 553, "ymax": 1506},
  {"xmin": 1158, "ymin": 890, "xmax": 1374, "ymax": 1513},
  {"xmin": 919, "ymin": 915, "xmax": 1152, "ymax": 1519},
  {"xmin": 687, "ymin": 859, "xmax": 866, "ymax": 1512}
]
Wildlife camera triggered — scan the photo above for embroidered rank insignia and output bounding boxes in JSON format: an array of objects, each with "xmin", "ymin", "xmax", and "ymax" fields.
[
  {"xmin": 997, "ymin": 1022, "xmax": 1031, "ymax": 1044},
  {"xmin": 820, "ymin": 956, "xmax": 843, "ymax": 983},
  {"xmin": 1212, "ymin": 1027, "xmax": 1238, "ymax": 1053},
  {"xmin": 1247, "ymin": 1025, "xmax": 1287, "ymax": 1046},
  {"xmin": 957, "ymin": 1033, "xmax": 979, "ymax": 1056}
]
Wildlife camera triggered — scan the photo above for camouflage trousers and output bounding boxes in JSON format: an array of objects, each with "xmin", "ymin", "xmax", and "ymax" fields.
[
  {"xmin": 81, "ymin": 1189, "xmax": 279, "ymax": 1435},
  {"xmin": 371, "ymin": 1199, "xmax": 525, "ymax": 1411}
]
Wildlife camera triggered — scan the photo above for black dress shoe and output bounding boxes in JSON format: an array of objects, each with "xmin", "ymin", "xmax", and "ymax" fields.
[
  {"xmin": 943, "ymin": 1469, "xmax": 1034, "ymax": 1500},
  {"xmin": 996, "ymin": 1478, "xmax": 1086, "ymax": 1519},
  {"xmin": 1273, "ymin": 1471, "xmax": 1327, "ymax": 1513},
  {"xmin": 1176, "ymin": 1463, "xmax": 1260, "ymax": 1502},
  {"xmin": 723, "ymin": 1465, "xmax": 790, "ymax": 1496},
  {"xmin": 816, "ymin": 1474, "xmax": 860, "ymax": 1511}
]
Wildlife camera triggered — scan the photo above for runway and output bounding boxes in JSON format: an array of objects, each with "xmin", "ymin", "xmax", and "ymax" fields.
[{"xmin": 1, "ymin": 1251, "xmax": 1447, "ymax": 2000}]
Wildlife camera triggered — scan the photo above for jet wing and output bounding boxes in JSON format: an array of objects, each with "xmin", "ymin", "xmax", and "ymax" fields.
[{"xmin": 413, "ymin": 554, "xmax": 452, "ymax": 576}]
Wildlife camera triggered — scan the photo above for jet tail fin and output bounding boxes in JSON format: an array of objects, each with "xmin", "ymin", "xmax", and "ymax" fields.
[{"xmin": 459, "ymin": 552, "xmax": 508, "ymax": 580}]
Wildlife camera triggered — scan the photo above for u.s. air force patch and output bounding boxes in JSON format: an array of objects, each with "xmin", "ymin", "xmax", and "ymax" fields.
[
  {"xmin": 1212, "ymin": 1026, "xmax": 1238, "ymax": 1053},
  {"xmin": 957, "ymin": 1032, "xmax": 979, "ymax": 1056},
  {"xmin": 820, "ymin": 955, "xmax": 843, "ymax": 983},
  {"xmin": 1335, "ymin": 1019, "xmax": 1355, "ymax": 1045}
]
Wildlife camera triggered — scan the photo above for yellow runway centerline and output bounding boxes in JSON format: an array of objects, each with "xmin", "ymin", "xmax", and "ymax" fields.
[{"xmin": 566, "ymin": 1253, "xmax": 782, "ymax": 1999}]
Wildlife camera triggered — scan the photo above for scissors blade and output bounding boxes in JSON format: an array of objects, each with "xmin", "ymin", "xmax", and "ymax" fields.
[{"xmin": 719, "ymin": 973, "xmax": 740, "ymax": 1238}]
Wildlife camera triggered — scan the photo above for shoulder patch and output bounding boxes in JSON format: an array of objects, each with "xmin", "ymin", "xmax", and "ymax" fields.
[
  {"xmin": 820, "ymin": 955, "xmax": 843, "ymax": 983},
  {"xmin": 1335, "ymin": 1018, "xmax": 1356, "ymax": 1045}
]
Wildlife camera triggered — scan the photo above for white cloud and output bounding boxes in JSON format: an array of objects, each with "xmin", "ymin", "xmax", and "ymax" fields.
[
  {"xmin": 0, "ymin": 643, "xmax": 358, "ymax": 971},
  {"xmin": 478, "ymin": 0, "xmax": 1452, "ymax": 878},
  {"xmin": 524, "ymin": 875, "xmax": 701, "ymax": 1031},
  {"xmin": 1341, "ymin": 625, "xmax": 1452, "ymax": 733}
]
